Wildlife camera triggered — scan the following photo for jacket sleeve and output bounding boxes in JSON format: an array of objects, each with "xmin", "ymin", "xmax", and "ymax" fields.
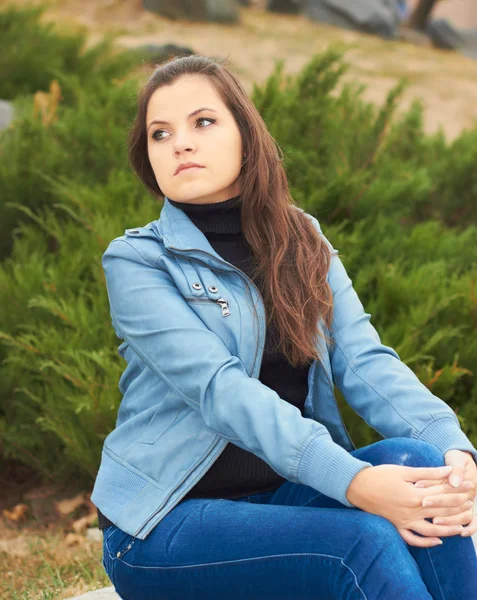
[
  {"xmin": 102, "ymin": 238, "xmax": 373, "ymax": 507},
  {"xmin": 317, "ymin": 224, "xmax": 477, "ymax": 467}
]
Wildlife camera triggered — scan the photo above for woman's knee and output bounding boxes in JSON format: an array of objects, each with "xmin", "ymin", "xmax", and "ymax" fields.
[
  {"xmin": 346, "ymin": 513, "xmax": 428, "ymax": 593},
  {"xmin": 365, "ymin": 437, "xmax": 445, "ymax": 469}
]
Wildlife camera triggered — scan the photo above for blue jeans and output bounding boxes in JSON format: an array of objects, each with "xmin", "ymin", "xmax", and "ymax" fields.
[{"xmin": 102, "ymin": 437, "xmax": 477, "ymax": 599}]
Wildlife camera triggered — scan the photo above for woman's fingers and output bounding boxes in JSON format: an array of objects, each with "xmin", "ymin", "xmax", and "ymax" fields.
[
  {"xmin": 413, "ymin": 480, "xmax": 475, "ymax": 504},
  {"xmin": 404, "ymin": 465, "xmax": 454, "ymax": 483},
  {"xmin": 460, "ymin": 513, "xmax": 477, "ymax": 538},
  {"xmin": 398, "ymin": 527, "xmax": 442, "ymax": 548},
  {"xmin": 420, "ymin": 490, "xmax": 474, "ymax": 509},
  {"xmin": 414, "ymin": 477, "xmax": 448, "ymax": 488},
  {"xmin": 421, "ymin": 500, "xmax": 474, "ymax": 520},
  {"xmin": 430, "ymin": 508, "xmax": 474, "ymax": 527},
  {"xmin": 415, "ymin": 475, "xmax": 475, "ymax": 490},
  {"xmin": 411, "ymin": 519, "xmax": 465, "ymax": 538},
  {"xmin": 399, "ymin": 512, "xmax": 477, "ymax": 547}
]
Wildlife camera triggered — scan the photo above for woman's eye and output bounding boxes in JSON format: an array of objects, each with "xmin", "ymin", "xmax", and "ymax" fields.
[
  {"xmin": 151, "ymin": 129, "xmax": 166, "ymax": 141},
  {"xmin": 196, "ymin": 117, "xmax": 215, "ymax": 128},
  {"xmin": 150, "ymin": 117, "xmax": 215, "ymax": 142}
]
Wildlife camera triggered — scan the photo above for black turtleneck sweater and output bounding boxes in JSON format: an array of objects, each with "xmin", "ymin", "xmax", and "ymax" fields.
[{"xmin": 97, "ymin": 195, "xmax": 311, "ymax": 531}]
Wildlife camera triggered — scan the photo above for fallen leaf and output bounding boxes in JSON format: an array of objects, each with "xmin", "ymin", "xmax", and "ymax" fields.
[
  {"xmin": 55, "ymin": 492, "xmax": 86, "ymax": 516},
  {"xmin": 2, "ymin": 503, "xmax": 29, "ymax": 522}
]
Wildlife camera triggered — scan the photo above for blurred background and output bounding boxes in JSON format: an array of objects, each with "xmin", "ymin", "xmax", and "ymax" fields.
[{"xmin": 1, "ymin": 1, "xmax": 477, "ymax": 598}]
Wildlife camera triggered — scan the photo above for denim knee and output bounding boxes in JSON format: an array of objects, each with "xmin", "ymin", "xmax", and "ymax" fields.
[
  {"xmin": 374, "ymin": 437, "xmax": 445, "ymax": 469},
  {"xmin": 360, "ymin": 512, "xmax": 405, "ymax": 546}
]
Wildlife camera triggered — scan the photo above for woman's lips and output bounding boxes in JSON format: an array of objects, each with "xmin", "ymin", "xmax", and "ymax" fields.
[{"xmin": 176, "ymin": 166, "xmax": 205, "ymax": 175}]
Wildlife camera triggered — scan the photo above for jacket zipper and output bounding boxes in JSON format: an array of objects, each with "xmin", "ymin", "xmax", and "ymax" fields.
[
  {"xmin": 131, "ymin": 246, "xmax": 266, "ymax": 539},
  {"xmin": 132, "ymin": 435, "xmax": 227, "ymax": 539},
  {"xmin": 184, "ymin": 296, "xmax": 231, "ymax": 317}
]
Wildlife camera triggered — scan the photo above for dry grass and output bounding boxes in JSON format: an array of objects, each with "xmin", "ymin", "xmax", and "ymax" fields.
[{"xmin": 0, "ymin": 519, "xmax": 108, "ymax": 599}]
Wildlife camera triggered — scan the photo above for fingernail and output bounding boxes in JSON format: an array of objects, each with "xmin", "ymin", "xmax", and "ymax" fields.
[
  {"xmin": 450, "ymin": 476, "xmax": 461, "ymax": 487},
  {"xmin": 414, "ymin": 482, "xmax": 426, "ymax": 488},
  {"xmin": 461, "ymin": 530, "xmax": 470, "ymax": 537},
  {"xmin": 422, "ymin": 499, "xmax": 434, "ymax": 507},
  {"xmin": 441, "ymin": 466, "xmax": 453, "ymax": 473},
  {"xmin": 436, "ymin": 539, "xmax": 443, "ymax": 545}
]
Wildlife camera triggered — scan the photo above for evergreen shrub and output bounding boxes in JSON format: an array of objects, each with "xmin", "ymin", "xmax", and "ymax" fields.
[{"xmin": 1, "ymin": 5, "xmax": 476, "ymax": 484}]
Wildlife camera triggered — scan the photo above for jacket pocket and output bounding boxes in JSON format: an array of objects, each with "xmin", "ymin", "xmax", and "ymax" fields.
[{"xmin": 137, "ymin": 392, "xmax": 183, "ymax": 445}]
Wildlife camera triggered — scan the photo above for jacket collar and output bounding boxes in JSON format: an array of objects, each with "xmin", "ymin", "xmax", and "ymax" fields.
[{"xmin": 151, "ymin": 196, "xmax": 234, "ymax": 269}]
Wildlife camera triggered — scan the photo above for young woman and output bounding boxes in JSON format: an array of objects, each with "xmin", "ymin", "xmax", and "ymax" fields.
[{"xmin": 92, "ymin": 54, "xmax": 477, "ymax": 599}]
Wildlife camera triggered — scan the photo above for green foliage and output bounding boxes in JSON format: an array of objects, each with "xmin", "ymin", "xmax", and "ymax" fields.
[
  {"xmin": 1, "ymin": 4, "xmax": 476, "ymax": 484},
  {"xmin": 252, "ymin": 51, "xmax": 477, "ymax": 448},
  {"xmin": 0, "ymin": 2, "xmax": 143, "ymax": 101}
]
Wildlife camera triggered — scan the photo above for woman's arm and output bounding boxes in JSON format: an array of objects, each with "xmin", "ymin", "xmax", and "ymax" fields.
[{"xmin": 311, "ymin": 218, "xmax": 477, "ymax": 465}]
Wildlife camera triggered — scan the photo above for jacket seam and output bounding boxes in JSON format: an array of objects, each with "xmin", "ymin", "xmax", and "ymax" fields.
[
  {"xmin": 108, "ymin": 299, "xmax": 201, "ymax": 409},
  {"xmin": 332, "ymin": 330, "xmax": 421, "ymax": 435},
  {"xmin": 102, "ymin": 445, "xmax": 164, "ymax": 489},
  {"xmin": 109, "ymin": 238, "xmax": 162, "ymax": 268},
  {"xmin": 293, "ymin": 429, "xmax": 330, "ymax": 484},
  {"xmin": 413, "ymin": 415, "xmax": 461, "ymax": 440}
]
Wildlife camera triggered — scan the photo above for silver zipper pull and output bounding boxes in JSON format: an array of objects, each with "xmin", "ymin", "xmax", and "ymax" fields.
[{"xmin": 216, "ymin": 298, "xmax": 230, "ymax": 317}]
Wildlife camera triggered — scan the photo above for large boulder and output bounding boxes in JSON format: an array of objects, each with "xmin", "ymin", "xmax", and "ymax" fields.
[
  {"xmin": 267, "ymin": 0, "xmax": 303, "ymax": 14},
  {"xmin": 304, "ymin": 0, "xmax": 400, "ymax": 39},
  {"xmin": 426, "ymin": 18, "xmax": 477, "ymax": 59},
  {"xmin": 142, "ymin": 0, "xmax": 239, "ymax": 23}
]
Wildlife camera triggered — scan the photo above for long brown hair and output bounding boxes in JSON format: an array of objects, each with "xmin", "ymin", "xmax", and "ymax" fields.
[{"xmin": 128, "ymin": 54, "xmax": 335, "ymax": 368}]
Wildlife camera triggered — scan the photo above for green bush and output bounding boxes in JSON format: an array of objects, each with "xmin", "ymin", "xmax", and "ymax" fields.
[
  {"xmin": 0, "ymin": 2, "xmax": 142, "ymax": 101},
  {"xmin": 0, "ymin": 2, "xmax": 145, "ymax": 258},
  {"xmin": 1, "ymin": 6, "xmax": 476, "ymax": 484}
]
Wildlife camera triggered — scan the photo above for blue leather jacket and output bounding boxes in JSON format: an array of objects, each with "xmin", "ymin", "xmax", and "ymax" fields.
[{"xmin": 91, "ymin": 197, "xmax": 477, "ymax": 541}]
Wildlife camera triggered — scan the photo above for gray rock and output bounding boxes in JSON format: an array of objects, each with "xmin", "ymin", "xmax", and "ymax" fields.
[
  {"xmin": 304, "ymin": 0, "xmax": 399, "ymax": 40},
  {"xmin": 267, "ymin": 0, "xmax": 302, "ymax": 14},
  {"xmin": 427, "ymin": 18, "xmax": 464, "ymax": 50},
  {"xmin": 0, "ymin": 99, "xmax": 14, "ymax": 131},
  {"xmin": 137, "ymin": 43, "xmax": 195, "ymax": 64},
  {"xmin": 68, "ymin": 587, "xmax": 119, "ymax": 600},
  {"xmin": 142, "ymin": 0, "xmax": 239, "ymax": 23},
  {"xmin": 426, "ymin": 18, "xmax": 477, "ymax": 59},
  {"xmin": 86, "ymin": 527, "xmax": 103, "ymax": 543}
]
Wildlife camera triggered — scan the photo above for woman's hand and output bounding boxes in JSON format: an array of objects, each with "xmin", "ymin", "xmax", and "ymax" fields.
[
  {"xmin": 346, "ymin": 463, "xmax": 476, "ymax": 548},
  {"xmin": 411, "ymin": 450, "xmax": 477, "ymax": 538}
]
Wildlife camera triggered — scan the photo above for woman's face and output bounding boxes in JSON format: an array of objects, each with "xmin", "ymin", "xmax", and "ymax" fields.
[{"xmin": 146, "ymin": 74, "xmax": 243, "ymax": 204}]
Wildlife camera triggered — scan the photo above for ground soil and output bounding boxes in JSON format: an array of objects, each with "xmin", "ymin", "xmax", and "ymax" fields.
[{"xmin": 11, "ymin": 0, "xmax": 477, "ymax": 142}]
